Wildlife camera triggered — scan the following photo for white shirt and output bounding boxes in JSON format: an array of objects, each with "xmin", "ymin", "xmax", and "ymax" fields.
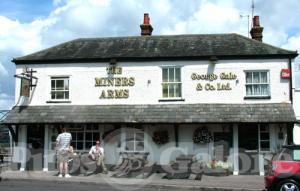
[
  {"xmin": 56, "ymin": 132, "xmax": 72, "ymax": 151},
  {"xmin": 89, "ymin": 145, "xmax": 104, "ymax": 156}
]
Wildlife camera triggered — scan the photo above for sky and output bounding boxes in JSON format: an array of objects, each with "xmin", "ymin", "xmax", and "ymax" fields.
[{"xmin": 0, "ymin": 0, "xmax": 300, "ymax": 110}]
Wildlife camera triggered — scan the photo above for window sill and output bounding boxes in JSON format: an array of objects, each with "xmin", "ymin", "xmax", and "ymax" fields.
[
  {"xmin": 46, "ymin": 100, "xmax": 72, "ymax": 103},
  {"xmin": 244, "ymin": 96, "xmax": 271, "ymax": 100},
  {"xmin": 159, "ymin": 98, "xmax": 185, "ymax": 102},
  {"xmin": 119, "ymin": 151, "xmax": 149, "ymax": 155}
]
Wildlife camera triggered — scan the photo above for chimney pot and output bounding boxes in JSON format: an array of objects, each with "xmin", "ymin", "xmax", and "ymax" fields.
[
  {"xmin": 140, "ymin": 13, "xmax": 153, "ymax": 36},
  {"xmin": 253, "ymin": 16, "xmax": 260, "ymax": 27},
  {"xmin": 143, "ymin": 13, "xmax": 150, "ymax": 25}
]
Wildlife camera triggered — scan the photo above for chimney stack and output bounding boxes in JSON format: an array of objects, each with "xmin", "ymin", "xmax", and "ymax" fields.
[
  {"xmin": 250, "ymin": 15, "xmax": 263, "ymax": 42},
  {"xmin": 140, "ymin": 13, "xmax": 153, "ymax": 36}
]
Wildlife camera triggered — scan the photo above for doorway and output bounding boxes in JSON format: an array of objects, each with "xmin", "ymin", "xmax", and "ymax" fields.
[
  {"xmin": 27, "ymin": 124, "xmax": 44, "ymax": 171},
  {"xmin": 238, "ymin": 124, "xmax": 259, "ymax": 175}
]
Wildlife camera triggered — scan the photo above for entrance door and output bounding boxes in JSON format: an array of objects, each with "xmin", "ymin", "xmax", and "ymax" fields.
[
  {"xmin": 238, "ymin": 124, "xmax": 259, "ymax": 175},
  {"xmin": 27, "ymin": 124, "xmax": 44, "ymax": 171}
]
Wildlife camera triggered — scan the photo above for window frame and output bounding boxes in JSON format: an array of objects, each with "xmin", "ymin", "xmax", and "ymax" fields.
[
  {"xmin": 259, "ymin": 124, "xmax": 270, "ymax": 152},
  {"xmin": 69, "ymin": 124, "xmax": 100, "ymax": 151},
  {"xmin": 244, "ymin": 70, "xmax": 270, "ymax": 98},
  {"xmin": 161, "ymin": 66, "xmax": 182, "ymax": 99},
  {"xmin": 50, "ymin": 76, "xmax": 70, "ymax": 100},
  {"xmin": 123, "ymin": 128, "xmax": 145, "ymax": 152}
]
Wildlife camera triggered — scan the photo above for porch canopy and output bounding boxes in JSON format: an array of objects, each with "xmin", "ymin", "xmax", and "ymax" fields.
[{"xmin": 2, "ymin": 103, "xmax": 296, "ymax": 124}]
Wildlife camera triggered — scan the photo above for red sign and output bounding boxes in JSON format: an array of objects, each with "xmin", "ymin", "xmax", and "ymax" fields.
[{"xmin": 281, "ymin": 69, "xmax": 290, "ymax": 79}]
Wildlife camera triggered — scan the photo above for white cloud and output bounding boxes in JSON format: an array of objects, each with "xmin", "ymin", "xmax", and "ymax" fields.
[
  {"xmin": 282, "ymin": 34, "xmax": 300, "ymax": 52},
  {"xmin": 161, "ymin": 1, "xmax": 248, "ymax": 36}
]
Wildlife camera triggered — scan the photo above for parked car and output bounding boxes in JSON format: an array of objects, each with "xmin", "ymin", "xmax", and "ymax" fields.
[{"xmin": 264, "ymin": 145, "xmax": 300, "ymax": 191}]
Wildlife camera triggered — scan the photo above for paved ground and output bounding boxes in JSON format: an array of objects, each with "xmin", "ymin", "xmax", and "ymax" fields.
[
  {"xmin": 0, "ymin": 171, "xmax": 265, "ymax": 191},
  {"xmin": 0, "ymin": 179, "xmax": 181, "ymax": 191}
]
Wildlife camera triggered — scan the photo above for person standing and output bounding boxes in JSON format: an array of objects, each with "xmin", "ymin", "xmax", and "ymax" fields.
[
  {"xmin": 89, "ymin": 140, "xmax": 108, "ymax": 174},
  {"xmin": 56, "ymin": 126, "xmax": 72, "ymax": 178}
]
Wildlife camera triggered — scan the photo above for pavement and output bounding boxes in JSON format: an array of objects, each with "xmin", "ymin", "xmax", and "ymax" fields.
[{"xmin": 0, "ymin": 170, "xmax": 265, "ymax": 191}]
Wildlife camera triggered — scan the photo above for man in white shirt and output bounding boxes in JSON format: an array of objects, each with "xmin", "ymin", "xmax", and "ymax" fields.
[
  {"xmin": 56, "ymin": 127, "xmax": 72, "ymax": 178},
  {"xmin": 89, "ymin": 140, "xmax": 107, "ymax": 174}
]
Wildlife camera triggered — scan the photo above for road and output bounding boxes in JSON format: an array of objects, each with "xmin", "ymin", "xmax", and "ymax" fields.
[{"xmin": 0, "ymin": 179, "xmax": 181, "ymax": 191}]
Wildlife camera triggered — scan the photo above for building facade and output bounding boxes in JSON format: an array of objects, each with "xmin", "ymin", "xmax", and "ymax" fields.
[{"xmin": 2, "ymin": 15, "xmax": 298, "ymax": 176}]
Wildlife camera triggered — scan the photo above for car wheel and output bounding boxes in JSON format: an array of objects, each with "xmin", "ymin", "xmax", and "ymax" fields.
[{"xmin": 276, "ymin": 179, "xmax": 300, "ymax": 191}]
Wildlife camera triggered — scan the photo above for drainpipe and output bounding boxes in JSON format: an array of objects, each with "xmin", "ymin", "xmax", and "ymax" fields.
[{"xmin": 288, "ymin": 58, "xmax": 293, "ymax": 103}]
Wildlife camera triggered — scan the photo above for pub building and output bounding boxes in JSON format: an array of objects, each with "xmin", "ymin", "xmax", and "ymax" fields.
[{"xmin": 2, "ymin": 14, "xmax": 298, "ymax": 176}]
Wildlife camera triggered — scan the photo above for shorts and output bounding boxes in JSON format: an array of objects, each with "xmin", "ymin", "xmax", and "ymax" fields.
[{"xmin": 58, "ymin": 150, "xmax": 69, "ymax": 163}]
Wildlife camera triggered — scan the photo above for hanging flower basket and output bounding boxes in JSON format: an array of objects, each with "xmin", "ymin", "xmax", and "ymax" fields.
[
  {"xmin": 152, "ymin": 130, "xmax": 169, "ymax": 145},
  {"xmin": 193, "ymin": 127, "xmax": 213, "ymax": 144}
]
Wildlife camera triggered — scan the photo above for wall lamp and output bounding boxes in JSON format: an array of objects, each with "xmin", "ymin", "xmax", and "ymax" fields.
[{"xmin": 209, "ymin": 56, "xmax": 218, "ymax": 65}]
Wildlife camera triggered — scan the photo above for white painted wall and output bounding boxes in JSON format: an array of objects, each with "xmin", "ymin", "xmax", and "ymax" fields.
[{"xmin": 15, "ymin": 59, "xmax": 291, "ymax": 106}]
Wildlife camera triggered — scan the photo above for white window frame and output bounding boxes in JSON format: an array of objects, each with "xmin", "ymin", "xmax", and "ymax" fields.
[
  {"xmin": 69, "ymin": 124, "xmax": 100, "ymax": 151},
  {"xmin": 123, "ymin": 127, "xmax": 145, "ymax": 152},
  {"xmin": 50, "ymin": 77, "xmax": 70, "ymax": 100},
  {"xmin": 161, "ymin": 67, "xmax": 182, "ymax": 99},
  {"xmin": 245, "ymin": 70, "xmax": 270, "ymax": 97},
  {"xmin": 258, "ymin": 124, "xmax": 270, "ymax": 152}
]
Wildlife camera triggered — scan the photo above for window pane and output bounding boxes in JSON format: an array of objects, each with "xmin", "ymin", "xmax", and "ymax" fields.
[
  {"xmin": 51, "ymin": 80, "xmax": 55, "ymax": 90},
  {"xmin": 93, "ymin": 132, "xmax": 100, "ymax": 141},
  {"xmin": 85, "ymin": 142, "xmax": 93, "ymax": 150},
  {"xmin": 246, "ymin": 72, "xmax": 252, "ymax": 83},
  {"xmin": 293, "ymin": 150, "xmax": 300, "ymax": 160},
  {"xmin": 253, "ymin": 85, "xmax": 260, "ymax": 95},
  {"xmin": 51, "ymin": 92, "xmax": 56, "ymax": 99},
  {"xmin": 77, "ymin": 133, "xmax": 83, "ymax": 141},
  {"xmin": 260, "ymin": 141, "xmax": 270, "ymax": 151},
  {"xmin": 162, "ymin": 84, "xmax": 168, "ymax": 98},
  {"xmin": 175, "ymin": 68, "xmax": 180, "ymax": 82},
  {"xmin": 261, "ymin": 133, "xmax": 270, "ymax": 140},
  {"xmin": 136, "ymin": 141, "xmax": 144, "ymax": 151},
  {"xmin": 260, "ymin": 72, "xmax": 268, "ymax": 83},
  {"xmin": 64, "ymin": 79, "xmax": 69, "ymax": 90},
  {"xmin": 169, "ymin": 68, "xmax": 174, "ymax": 82},
  {"xmin": 163, "ymin": 68, "xmax": 168, "ymax": 82},
  {"xmin": 77, "ymin": 142, "xmax": 83, "ymax": 150},
  {"xmin": 261, "ymin": 84, "xmax": 269, "ymax": 95},
  {"xmin": 125, "ymin": 141, "xmax": 134, "ymax": 151},
  {"xmin": 56, "ymin": 80, "xmax": 64, "ymax": 90},
  {"xmin": 65, "ymin": 91, "xmax": 69, "ymax": 99},
  {"xmin": 135, "ymin": 132, "xmax": 144, "ymax": 141},
  {"xmin": 253, "ymin": 72, "xmax": 259, "ymax": 83},
  {"xmin": 56, "ymin": 92, "xmax": 64, "ymax": 99},
  {"xmin": 86, "ymin": 133, "xmax": 92, "ymax": 141},
  {"xmin": 246, "ymin": 85, "xmax": 252, "ymax": 95},
  {"xmin": 126, "ymin": 131, "xmax": 134, "ymax": 141},
  {"xmin": 169, "ymin": 84, "xmax": 175, "ymax": 97},
  {"xmin": 71, "ymin": 132, "xmax": 76, "ymax": 140},
  {"xmin": 174, "ymin": 84, "xmax": 181, "ymax": 97}
]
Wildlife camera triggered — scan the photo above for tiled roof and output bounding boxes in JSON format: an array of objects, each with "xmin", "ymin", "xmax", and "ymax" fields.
[
  {"xmin": 13, "ymin": 34, "xmax": 297, "ymax": 64},
  {"xmin": 2, "ymin": 103, "xmax": 296, "ymax": 124}
]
